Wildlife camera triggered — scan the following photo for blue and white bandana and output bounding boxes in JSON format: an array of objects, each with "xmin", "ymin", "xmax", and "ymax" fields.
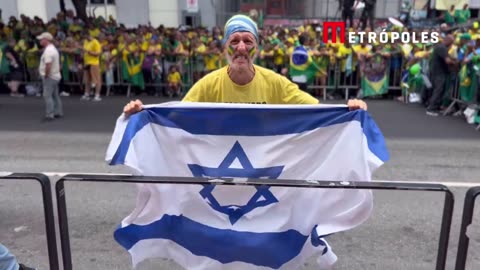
[{"xmin": 223, "ymin": 15, "xmax": 259, "ymax": 44}]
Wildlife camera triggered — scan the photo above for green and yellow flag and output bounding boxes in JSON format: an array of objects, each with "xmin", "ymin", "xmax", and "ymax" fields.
[
  {"xmin": 362, "ymin": 74, "xmax": 389, "ymax": 97},
  {"xmin": 361, "ymin": 53, "xmax": 389, "ymax": 97},
  {"xmin": 122, "ymin": 53, "xmax": 145, "ymax": 90},
  {"xmin": 458, "ymin": 65, "xmax": 477, "ymax": 103},
  {"xmin": 0, "ymin": 43, "xmax": 10, "ymax": 76}
]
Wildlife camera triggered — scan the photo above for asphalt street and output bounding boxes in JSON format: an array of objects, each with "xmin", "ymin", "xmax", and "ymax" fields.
[{"xmin": 1, "ymin": 95, "xmax": 479, "ymax": 270}]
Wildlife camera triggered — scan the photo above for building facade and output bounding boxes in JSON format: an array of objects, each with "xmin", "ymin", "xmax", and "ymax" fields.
[
  {"xmin": 212, "ymin": 0, "xmax": 404, "ymax": 26},
  {"xmin": 5, "ymin": 0, "xmax": 475, "ymax": 29},
  {"xmin": 0, "ymin": 0, "xmax": 216, "ymax": 28}
]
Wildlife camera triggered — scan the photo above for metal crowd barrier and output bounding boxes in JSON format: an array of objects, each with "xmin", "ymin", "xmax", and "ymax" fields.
[
  {"xmin": 442, "ymin": 74, "xmax": 480, "ymax": 131},
  {"xmin": 307, "ymin": 56, "xmax": 406, "ymax": 100},
  {"xmin": 0, "ymin": 173, "xmax": 59, "ymax": 270},
  {"xmin": 455, "ymin": 186, "xmax": 480, "ymax": 270},
  {"xmin": 443, "ymin": 75, "xmax": 463, "ymax": 116},
  {"xmin": 55, "ymin": 174, "xmax": 454, "ymax": 270},
  {"xmin": 2, "ymin": 52, "xmax": 411, "ymax": 99}
]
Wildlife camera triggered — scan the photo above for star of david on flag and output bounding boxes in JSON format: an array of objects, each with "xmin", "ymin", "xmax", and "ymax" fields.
[{"xmin": 189, "ymin": 141, "xmax": 284, "ymax": 225}]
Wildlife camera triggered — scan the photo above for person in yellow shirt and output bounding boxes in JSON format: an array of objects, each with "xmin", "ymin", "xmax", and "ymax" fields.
[
  {"xmin": 191, "ymin": 37, "xmax": 207, "ymax": 82},
  {"xmin": 123, "ymin": 15, "xmax": 366, "ymax": 113},
  {"xmin": 313, "ymin": 43, "xmax": 331, "ymax": 98},
  {"xmin": 167, "ymin": 65, "xmax": 182, "ymax": 97},
  {"xmin": 80, "ymin": 32, "xmax": 103, "ymax": 101},
  {"xmin": 273, "ymin": 41, "xmax": 286, "ymax": 73},
  {"xmin": 353, "ymin": 41, "xmax": 372, "ymax": 75},
  {"xmin": 204, "ymin": 40, "xmax": 221, "ymax": 73}
]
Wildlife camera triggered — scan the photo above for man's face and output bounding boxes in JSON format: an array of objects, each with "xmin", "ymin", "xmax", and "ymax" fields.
[
  {"xmin": 39, "ymin": 38, "xmax": 48, "ymax": 47},
  {"xmin": 225, "ymin": 32, "xmax": 257, "ymax": 71}
]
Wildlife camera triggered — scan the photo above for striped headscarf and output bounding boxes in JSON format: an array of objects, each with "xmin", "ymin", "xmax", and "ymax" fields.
[{"xmin": 223, "ymin": 15, "xmax": 259, "ymax": 44}]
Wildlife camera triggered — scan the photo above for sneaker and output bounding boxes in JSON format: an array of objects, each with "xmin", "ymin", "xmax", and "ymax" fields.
[
  {"xmin": 41, "ymin": 116, "xmax": 55, "ymax": 123},
  {"xmin": 60, "ymin": 91, "xmax": 70, "ymax": 97},
  {"xmin": 453, "ymin": 110, "xmax": 463, "ymax": 117},
  {"xmin": 80, "ymin": 95, "xmax": 90, "ymax": 101},
  {"xmin": 426, "ymin": 110, "xmax": 439, "ymax": 117},
  {"xmin": 93, "ymin": 96, "xmax": 102, "ymax": 102},
  {"xmin": 54, "ymin": 114, "xmax": 63, "ymax": 119},
  {"xmin": 10, "ymin": 93, "xmax": 25, "ymax": 98}
]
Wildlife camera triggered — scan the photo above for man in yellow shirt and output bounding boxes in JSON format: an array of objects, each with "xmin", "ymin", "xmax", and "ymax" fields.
[
  {"xmin": 123, "ymin": 15, "xmax": 366, "ymax": 113},
  {"xmin": 80, "ymin": 31, "xmax": 103, "ymax": 101}
]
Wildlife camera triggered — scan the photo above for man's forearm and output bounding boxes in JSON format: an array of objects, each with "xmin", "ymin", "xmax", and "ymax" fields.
[{"xmin": 45, "ymin": 63, "xmax": 52, "ymax": 77}]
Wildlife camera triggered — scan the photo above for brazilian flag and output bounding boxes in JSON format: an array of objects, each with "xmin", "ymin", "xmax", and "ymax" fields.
[
  {"xmin": 0, "ymin": 43, "xmax": 10, "ymax": 76},
  {"xmin": 362, "ymin": 74, "xmax": 389, "ymax": 97},
  {"xmin": 362, "ymin": 54, "xmax": 389, "ymax": 97},
  {"xmin": 289, "ymin": 47, "xmax": 320, "ymax": 86},
  {"xmin": 61, "ymin": 53, "xmax": 70, "ymax": 82},
  {"xmin": 122, "ymin": 53, "xmax": 145, "ymax": 90},
  {"xmin": 458, "ymin": 63, "xmax": 478, "ymax": 103}
]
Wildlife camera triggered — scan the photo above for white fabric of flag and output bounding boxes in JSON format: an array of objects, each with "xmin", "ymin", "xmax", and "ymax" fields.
[{"xmin": 106, "ymin": 102, "xmax": 389, "ymax": 270}]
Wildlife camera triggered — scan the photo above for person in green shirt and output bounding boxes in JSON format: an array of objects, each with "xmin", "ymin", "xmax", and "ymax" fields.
[
  {"xmin": 443, "ymin": 5, "xmax": 456, "ymax": 26},
  {"xmin": 455, "ymin": 4, "xmax": 471, "ymax": 24}
]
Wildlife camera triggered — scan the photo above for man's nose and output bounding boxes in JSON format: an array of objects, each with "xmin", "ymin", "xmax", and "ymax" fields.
[{"xmin": 236, "ymin": 40, "xmax": 247, "ymax": 51}]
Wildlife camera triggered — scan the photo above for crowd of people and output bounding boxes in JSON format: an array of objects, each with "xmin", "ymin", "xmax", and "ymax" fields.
[{"xmin": 0, "ymin": 7, "xmax": 479, "ymax": 121}]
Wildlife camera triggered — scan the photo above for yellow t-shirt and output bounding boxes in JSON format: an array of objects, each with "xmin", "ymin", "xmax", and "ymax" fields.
[
  {"xmin": 194, "ymin": 44, "xmax": 206, "ymax": 55},
  {"xmin": 183, "ymin": 65, "xmax": 319, "ymax": 104},
  {"xmin": 337, "ymin": 45, "xmax": 353, "ymax": 72},
  {"xmin": 274, "ymin": 48, "xmax": 285, "ymax": 66},
  {"xmin": 204, "ymin": 53, "xmax": 220, "ymax": 71},
  {"xmin": 286, "ymin": 46, "xmax": 294, "ymax": 57},
  {"xmin": 141, "ymin": 41, "xmax": 149, "ymax": 52},
  {"xmin": 83, "ymin": 39, "xmax": 102, "ymax": 66},
  {"xmin": 89, "ymin": 28, "xmax": 101, "ymax": 38},
  {"xmin": 352, "ymin": 45, "xmax": 371, "ymax": 55},
  {"xmin": 448, "ymin": 45, "xmax": 458, "ymax": 59},
  {"xmin": 414, "ymin": 51, "xmax": 428, "ymax": 59},
  {"xmin": 168, "ymin": 71, "xmax": 182, "ymax": 84}
]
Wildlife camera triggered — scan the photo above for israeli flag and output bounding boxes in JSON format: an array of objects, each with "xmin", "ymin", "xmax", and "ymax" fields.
[{"xmin": 106, "ymin": 102, "xmax": 389, "ymax": 270}]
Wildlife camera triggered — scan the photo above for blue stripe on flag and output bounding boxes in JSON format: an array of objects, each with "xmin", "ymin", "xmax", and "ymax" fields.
[
  {"xmin": 111, "ymin": 107, "xmax": 389, "ymax": 165},
  {"xmin": 114, "ymin": 214, "xmax": 308, "ymax": 269}
]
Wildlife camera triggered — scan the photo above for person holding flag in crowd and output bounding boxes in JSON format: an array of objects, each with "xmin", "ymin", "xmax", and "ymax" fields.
[{"xmin": 117, "ymin": 14, "xmax": 380, "ymax": 270}]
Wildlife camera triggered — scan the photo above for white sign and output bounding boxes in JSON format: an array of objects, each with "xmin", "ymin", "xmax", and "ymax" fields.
[{"xmin": 186, "ymin": 0, "xmax": 199, "ymax": 12}]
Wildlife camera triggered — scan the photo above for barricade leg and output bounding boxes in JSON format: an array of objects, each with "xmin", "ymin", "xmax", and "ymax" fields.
[
  {"xmin": 437, "ymin": 190, "xmax": 454, "ymax": 270},
  {"xmin": 0, "ymin": 173, "xmax": 59, "ymax": 270},
  {"xmin": 455, "ymin": 186, "xmax": 480, "ymax": 270},
  {"xmin": 56, "ymin": 179, "xmax": 73, "ymax": 270}
]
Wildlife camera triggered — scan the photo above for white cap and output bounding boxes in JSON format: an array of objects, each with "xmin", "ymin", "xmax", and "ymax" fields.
[{"xmin": 36, "ymin": 32, "xmax": 54, "ymax": 41}]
